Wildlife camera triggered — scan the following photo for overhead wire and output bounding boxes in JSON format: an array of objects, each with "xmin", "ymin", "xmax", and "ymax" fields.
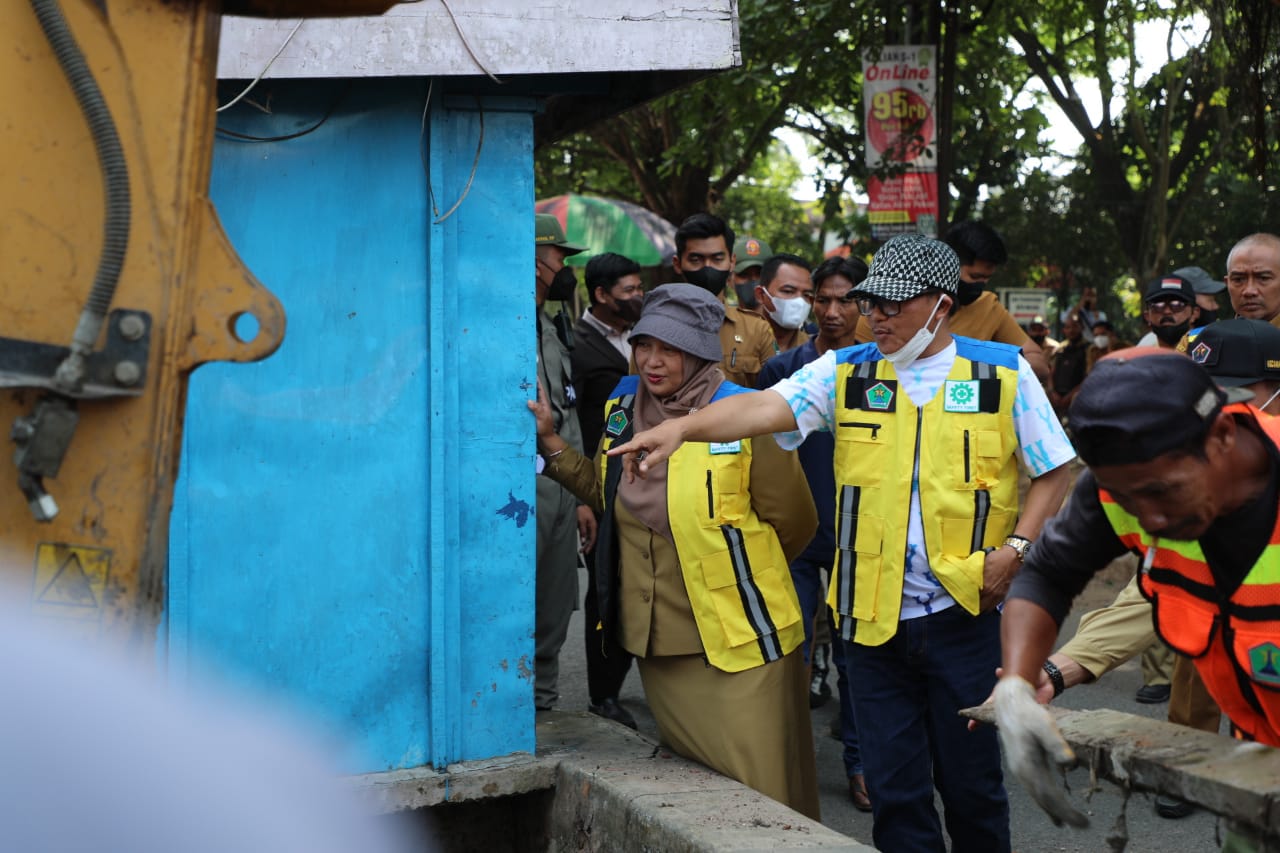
[
  {"xmin": 439, "ymin": 0, "xmax": 501, "ymax": 83},
  {"xmin": 214, "ymin": 2, "xmax": 493, "ymax": 220},
  {"xmin": 216, "ymin": 19, "xmax": 304, "ymax": 113},
  {"xmin": 420, "ymin": 82, "xmax": 487, "ymax": 225}
]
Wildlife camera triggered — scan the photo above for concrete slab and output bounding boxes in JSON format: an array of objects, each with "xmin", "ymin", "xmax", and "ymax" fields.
[
  {"xmin": 349, "ymin": 752, "xmax": 553, "ymax": 812},
  {"xmin": 963, "ymin": 703, "xmax": 1280, "ymax": 843}
]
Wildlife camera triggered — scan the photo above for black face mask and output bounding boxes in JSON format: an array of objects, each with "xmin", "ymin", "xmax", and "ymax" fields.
[
  {"xmin": 614, "ymin": 296, "xmax": 644, "ymax": 323},
  {"xmin": 734, "ymin": 282, "xmax": 760, "ymax": 309},
  {"xmin": 1197, "ymin": 308, "xmax": 1218, "ymax": 326},
  {"xmin": 546, "ymin": 266, "xmax": 578, "ymax": 302},
  {"xmin": 957, "ymin": 279, "xmax": 984, "ymax": 306},
  {"xmin": 1029, "ymin": 334, "xmax": 1047, "ymax": 346},
  {"xmin": 1153, "ymin": 319, "xmax": 1192, "ymax": 345},
  {"xmin": 684, "ymin": 266, "xmax": 730, "ymax": 297}
]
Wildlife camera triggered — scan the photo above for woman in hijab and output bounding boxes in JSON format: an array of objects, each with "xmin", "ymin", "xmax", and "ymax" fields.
[{"xmin": 529, "ymin": 283, "xmax": 820, "ymax": 819}]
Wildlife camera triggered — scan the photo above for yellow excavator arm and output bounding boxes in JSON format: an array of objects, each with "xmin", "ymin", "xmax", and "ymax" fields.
[{"xmin": 0, "ymin": 0, "xmax": 394, "ymax": 649}]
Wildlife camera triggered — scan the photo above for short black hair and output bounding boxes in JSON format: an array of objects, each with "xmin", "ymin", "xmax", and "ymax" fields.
[
  {"xmin": 811, "ymin": 257, "xmax": 868, "ymax": 290},
  {"xmin": 584, "ymin": 252, "xmax": 642, "ymax": 305},
  {"xmin": 759, "ymin": 252, "xmax": 812, "ymax": 288},
  {"xmin": 675, "ymin": 213, "xmax": 734, "ymax": 258},
  {"xmin": 944, "ymin": 221, "xmax": 1008, "ymax": 266},
  {"xmin": 921, "ymin": 288, "xmax": 960, "ymax": 317}
]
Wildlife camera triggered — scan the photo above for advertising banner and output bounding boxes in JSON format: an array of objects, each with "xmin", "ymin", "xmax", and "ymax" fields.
[
  {"xmin": 867, "ymin": 171, "xmax": 938, "ymax": 240},
  {"xmin": 862, "ymin": 45, "xmax": 938, "ymax": 170}
]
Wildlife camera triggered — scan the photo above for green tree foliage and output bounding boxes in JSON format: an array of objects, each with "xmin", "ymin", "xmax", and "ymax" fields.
[
  {"xmin": 1000, "ymin": 1, "xmax": 1263, "ymax": 281},
  {"xmin": 536, "ymin": 0, "xmax": 881, "ymax": 226},
  {"xmin": 537, "ymin": 0, "xmax": 1274, "ymax": 307},
  {"xmin": 718, "ymin": 141, "xmax": 824, "ymax": 259}
]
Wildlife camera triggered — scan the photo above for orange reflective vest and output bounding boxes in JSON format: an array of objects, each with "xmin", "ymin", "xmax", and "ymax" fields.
[{"xmin": 1099, "ymin": 403, "xmax": 1280, "ymax": 746}]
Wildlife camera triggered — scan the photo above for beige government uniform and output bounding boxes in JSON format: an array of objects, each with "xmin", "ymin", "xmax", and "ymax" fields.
[
  {"xmin": 1057, "ymin": 570, "xmax": 1221, "ymax": 733},
  {"xmin": 546, "ymin": 425, "xmax": 820, "ymax": 819},
  {"xmin": 719, "ymin": 306, "xmax": 778, "ymax": 387},
  {"xmin": 534, "ymin": 308, "xmax": 583, "ymax": 710}
]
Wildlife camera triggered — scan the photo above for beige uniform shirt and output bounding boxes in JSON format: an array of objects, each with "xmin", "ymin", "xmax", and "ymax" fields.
[{"xmin": 719, "ymin": 306, "xmax": 778, "ymax": 387}]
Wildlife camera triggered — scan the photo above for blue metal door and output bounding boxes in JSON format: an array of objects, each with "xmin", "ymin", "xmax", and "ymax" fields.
[{"xmin": 169, "ymin": 78, "xmax": 538, "ymax": 771}]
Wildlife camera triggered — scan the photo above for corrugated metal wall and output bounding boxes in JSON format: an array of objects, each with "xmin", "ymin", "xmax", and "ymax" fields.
[{"xmin": 169, "ymin": 78, "xmax": 538, "ymax": 771}]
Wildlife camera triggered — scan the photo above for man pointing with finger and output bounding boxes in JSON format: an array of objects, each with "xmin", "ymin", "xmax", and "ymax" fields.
[{"xmin": 610, "ymin": 233, "xmax": 1074, "ymax": 852}]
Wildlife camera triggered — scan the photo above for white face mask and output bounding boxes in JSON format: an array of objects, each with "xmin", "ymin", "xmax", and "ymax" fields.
[
  {"xmin": 1093, "ymin": 334, "xmax": 1111, "ymax": 350},
  {"xmin": 883, "ymin": 294, "xmax": 947, "ymax": 368},
  {"xmin": 766, "ymin": 294, "xmax": 812, "ymax": 330}
]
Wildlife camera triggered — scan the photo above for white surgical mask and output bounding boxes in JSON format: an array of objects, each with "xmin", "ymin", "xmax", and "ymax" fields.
[
  {"xmin": 767, "ymin": 294, "xmax": 812, "ymax": 330},
  {"xmin": 884, "ymin": 294, "xmax": 947, "ymax": 368},
  {"xmin": 1094, "ymin": 334, "xmax": 1111, "ymax": 350}
]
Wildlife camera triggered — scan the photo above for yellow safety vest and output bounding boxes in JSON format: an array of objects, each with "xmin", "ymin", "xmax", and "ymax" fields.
[
  {"xmin": 596, "ymin": 376, "xmax": 804, "ymax": 672},
  {"xmin": 826, "ymin": 338, "xmax": 1022, "ymax": 646}
]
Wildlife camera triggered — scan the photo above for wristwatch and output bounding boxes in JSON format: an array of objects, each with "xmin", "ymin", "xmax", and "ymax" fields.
[
  {"xmin": 1003, "ymin": 534, "xmax": 1032, "ymax": 562},
  {"xmin": 1042, "ymin": 659, "xmax": 1066, "ymax": 697}
]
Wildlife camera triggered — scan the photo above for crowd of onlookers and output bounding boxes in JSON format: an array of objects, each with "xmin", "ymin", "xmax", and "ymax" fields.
[
  {"xmin": 1045, "ymin": 265, "xmax": 1229, "ymax": 420},
  {"xmin": 528, "ymin": 212, "xmax": 1280, "ymax": 851}
]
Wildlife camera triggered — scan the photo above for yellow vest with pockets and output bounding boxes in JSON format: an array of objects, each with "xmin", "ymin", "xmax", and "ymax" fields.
[
  {"xmin": 597, "ymin": 376, "xmax": 803, "ymax": 672},
  {"xmin": 826, "ymin": 338, "xmax": 1022, "ymax": 646}
]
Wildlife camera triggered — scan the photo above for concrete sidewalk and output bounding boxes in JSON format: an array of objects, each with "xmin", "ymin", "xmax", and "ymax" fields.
[{"xmin": 552, "ymin": 561, "xmax": 1225, "ymax": 852}]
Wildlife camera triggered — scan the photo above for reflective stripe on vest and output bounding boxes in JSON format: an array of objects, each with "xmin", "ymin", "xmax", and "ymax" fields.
[
  {"xmin": 827, "ymin": 337, "xmax": 1021, "ymax": 647},
  {"xmin": 598, "ymin": 377, "xmax": 803, "ymax": 672},
  {"xmin": 1098, "ymin": 403, "xmax": 1280, "ymax": 745}
]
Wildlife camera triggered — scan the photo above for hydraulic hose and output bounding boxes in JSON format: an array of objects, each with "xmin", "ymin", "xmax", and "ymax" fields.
[{"xmin": 29, "ymin": 0, "xmax": 131, "ymax": 391}]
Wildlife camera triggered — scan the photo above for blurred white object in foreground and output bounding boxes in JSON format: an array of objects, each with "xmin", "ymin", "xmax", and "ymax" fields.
[{"xmin": 0, "ymin": 580, "xmax": 411, "ymax": 853}]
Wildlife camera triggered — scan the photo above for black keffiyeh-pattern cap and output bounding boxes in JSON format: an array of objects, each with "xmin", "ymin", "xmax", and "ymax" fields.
[{"xmin": 853, "ymin": 233, "xmax": 960, "ymax": 302}]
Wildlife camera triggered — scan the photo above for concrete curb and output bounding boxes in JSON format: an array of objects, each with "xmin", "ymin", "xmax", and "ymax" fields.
[
  {"xmin": 964, "ymin": 703, "xmax": 1280, "ymax": 843},
  {"xmin": 350, "ymin": 710, "xmax": 874, "ymax": 851}
]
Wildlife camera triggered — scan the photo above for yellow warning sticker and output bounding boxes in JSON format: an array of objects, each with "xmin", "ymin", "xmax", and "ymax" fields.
[{"xmin": 32, "ymin": 543, "xmax": 111, "ymax": 622}]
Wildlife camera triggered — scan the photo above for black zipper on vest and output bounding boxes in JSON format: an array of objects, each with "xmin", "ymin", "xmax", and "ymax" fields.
[
  {"xmin": 706, "ymin": 469, "xmax": 715, "ymax": 519},
  {"xmin": 839, "ymin": 421, "xmax": 881, "ymax": 439},
  {"xmin": 964, "ymin": 430, "xmax": 971, "ymax": 482}
]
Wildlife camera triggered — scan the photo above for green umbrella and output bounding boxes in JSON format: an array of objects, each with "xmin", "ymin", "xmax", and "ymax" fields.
[{"xmin": 535, "ymin": 194, "xmax": 676, "ymax": 267}]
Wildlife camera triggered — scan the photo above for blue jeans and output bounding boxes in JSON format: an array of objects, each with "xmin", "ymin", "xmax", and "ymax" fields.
[
  {"xmin": 829, "ymin": 621, "xmax": 862, "ymax": 777},
  {"xmin": 792, "ymin": 557, "xmax": 862, "ymax": 777},
  {"xmin": 846, "ymin": 605, "xmax": 1009, "ymax": 853},
  {"xmin": 789, "ymin": 556, "xmax": 825, "ymax": 664}
]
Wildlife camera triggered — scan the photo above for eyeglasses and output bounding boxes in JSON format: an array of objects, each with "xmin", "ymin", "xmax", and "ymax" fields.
[
  {"xmin": 855, "ymin": 295, "xmax": 903, "ymax": 317},
  {"xmin": 1146, "ymin": 299, "xmax": 1192, "ymax": 315},
  {"xmin": 855, "ymin": 291, "xmax": 942, "ymax": 317}
]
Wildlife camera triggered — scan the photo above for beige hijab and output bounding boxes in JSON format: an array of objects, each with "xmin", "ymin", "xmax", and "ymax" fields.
[{"xmin": 617, "ymin": 357, "xmax": 724, "ymax": 541}]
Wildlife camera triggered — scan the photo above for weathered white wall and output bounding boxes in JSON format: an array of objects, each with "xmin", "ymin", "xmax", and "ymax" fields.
[{"xmin": 217, "ymin": 1, "xmax": 740, "ymax": 79}]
